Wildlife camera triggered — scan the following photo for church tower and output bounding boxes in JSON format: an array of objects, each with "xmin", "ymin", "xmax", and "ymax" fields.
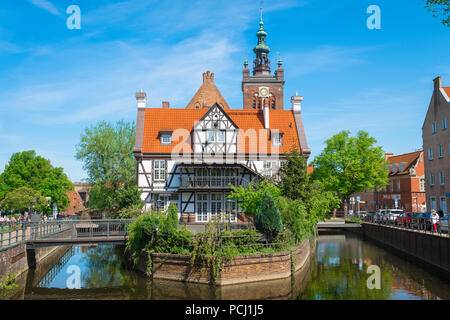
[{"xmin": 242, "ymin": 7, "xmax": 285, "ymax": 110}]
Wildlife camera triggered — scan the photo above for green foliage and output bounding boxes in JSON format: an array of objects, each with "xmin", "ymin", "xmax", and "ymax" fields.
[
  {"xmin": 228, "ymin": 180, "xmax": 281, "ymax": 215},
  {"xmin": 0, "ymin": 151, "xmax": 73, "ymax": 213},
  {"xmin": 76, "ymin": 120, "xmax": 138, "ymax": 214},
  {"xmin": 117, "ymin": 206, "xmax": 144, "ymax": 219},
  {"xmin": 162, "ymin": 203, "xmax": 179, "ymax": 234},
  {"xmin": 126, "ymin": 213, "xmax": 160, "ymax": 261},
  {"xmin": 1, "ymin": 186, "xmax": 47, "ymax": 213},
  {"xmin": 278, "ymin": 149, "xmax": 310, "ymax": 202},
  {"xmin": 76, "ymin": 120, "xmax": 136, "ymax": 186},
  {"xmin": 424, "ymin": 0, "xmax": 450, "ymax": 26},
  {"xmin": 0, "ymin": 273, "xmax": 18, "ymax": 291},
  {"xmin": 149, "ymin": 227, "xmax": 194, "ymax": 255},
  {"xmin": 254, "ymin": 192, "xmax": 283, "ymax": 241},
  {"xmin": 89, "ymin": 183, "xmax": 143, "ymax": 215},
  {"xmin": 311, "ymin": 130, "xmax": 389, "ymax": 202},
  {"xmin": 276, "ymin": 196, "xmax": 312, "ymax": 243}
]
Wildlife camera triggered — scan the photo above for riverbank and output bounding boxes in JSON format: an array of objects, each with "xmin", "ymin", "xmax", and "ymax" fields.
[{"xmin": 131, "ymin": 236, "xmax": 316, "ymax": 287}]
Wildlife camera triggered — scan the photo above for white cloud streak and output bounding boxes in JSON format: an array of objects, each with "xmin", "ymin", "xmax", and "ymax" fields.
[{"xmin": 28, "ymin": 0, "xmax": 60, "ymax": 16}]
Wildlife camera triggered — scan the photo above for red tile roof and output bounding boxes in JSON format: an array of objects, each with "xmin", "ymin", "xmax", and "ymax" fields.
[
  {"xmin": 386, "ymin": 151, "xmax": 421, "ymax": 176},
  {"xmin": 443, "ymin": 87, "xmax": 450, "ymax": 99},
  {"xmin": 141, "ymin": 108, "xmax": 301, "ymax": 154}
]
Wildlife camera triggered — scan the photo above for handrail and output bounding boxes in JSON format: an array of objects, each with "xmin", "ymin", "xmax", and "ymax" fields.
[{"xmin": 362, "ymin": 215, "xmax": 449, "ymax": 237}]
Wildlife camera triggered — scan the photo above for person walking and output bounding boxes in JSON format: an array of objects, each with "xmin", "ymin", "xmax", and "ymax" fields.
[{"xmin": 431, "ymin": 209, "xmax": 440, "ymax": 232}]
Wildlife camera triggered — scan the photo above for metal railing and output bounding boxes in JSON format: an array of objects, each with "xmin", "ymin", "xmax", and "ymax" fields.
[
  {"xmin": 0, "ymin": 222, "xmax": 27, "ymax": 250},
  {"xmin": 73, "ymin": 219, "xmax": 134, "ymax": 238},
  {"xmin": 180, "ymin": 176, "xmax": 249, "ymax": 189},
  {"xmin": 0, "ymin": 219, "xmax": 136, "ymax": 250},
  {"xmin": 362, "ymin": 215, "xmax": 449, "ymax": 237}
]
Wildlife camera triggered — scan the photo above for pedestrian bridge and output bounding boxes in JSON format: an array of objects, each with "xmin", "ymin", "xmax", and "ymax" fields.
[{"xmin": 23, "ymin": 219, "xmax": 135, "ymax": 249}]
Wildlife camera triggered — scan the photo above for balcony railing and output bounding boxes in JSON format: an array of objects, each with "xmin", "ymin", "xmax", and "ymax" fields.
[{"xmin": 180, "ymin": 176, "xmax": 249, "ymax": 189}]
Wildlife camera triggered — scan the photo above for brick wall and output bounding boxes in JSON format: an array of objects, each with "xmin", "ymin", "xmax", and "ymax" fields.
[{"xmin": 136, "ymin": 237, "xmax": 316, "ymax": 287}]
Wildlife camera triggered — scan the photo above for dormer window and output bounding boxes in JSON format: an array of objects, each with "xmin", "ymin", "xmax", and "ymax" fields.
[
  {"xmin": 271, "ymin": 131, "xmax": 284, "ymax": 147},
  {"xmin": 161, "ymin": 134, "xmax": 172, "ymax": 145},
  {"xmin": 159, "ymin": 129, "xmax": 173, "ymax": 145}
]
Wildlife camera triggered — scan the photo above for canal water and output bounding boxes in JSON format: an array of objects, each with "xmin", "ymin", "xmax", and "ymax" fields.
[{"xmin": 3, "ymin": 231, "xmax": 450, "ymax": 300}]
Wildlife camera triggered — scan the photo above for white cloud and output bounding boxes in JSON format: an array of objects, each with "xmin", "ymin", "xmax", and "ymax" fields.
[{"xmin": 28, "ymin": 0, "xmax": 60, "ymax": 16}]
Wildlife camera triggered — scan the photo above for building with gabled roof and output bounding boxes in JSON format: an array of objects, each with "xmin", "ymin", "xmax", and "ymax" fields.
[
  {"xmin": 422, "ymin": 76, "xmax": 449, "ymax": 214},
  {"xmin": 133, "ymin": 12, "xmax": 310, "ymax": 223},
  {"xmin": 351, "ymin": 151, "xmax": 426, "ymax": 213}
]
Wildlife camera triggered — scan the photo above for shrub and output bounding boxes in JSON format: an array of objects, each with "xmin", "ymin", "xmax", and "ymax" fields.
[
  {"xmin": 162, "ymin": 203, "xmax": 179, "ymax": 233},
  {"xmin": 149, "ymin": 226, "xmax": 194, "ymax": 254},
  {"xmin": 254, "ymin": 192, "xmax": 283, "ymax": 242},
  {"xmin": 126, "ymin": 213, "xmax": 160, "ymax": 259}
]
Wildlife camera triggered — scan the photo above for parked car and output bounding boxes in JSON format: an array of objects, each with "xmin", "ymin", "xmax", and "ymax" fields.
[
  {"xmin": 439, "ymin": 215, "xmax": 449, "ymax": 233},
  {"xmin": 396, "ymin": 212, "xmax": 417, "ymax": 227},
  {"xmin": 377, "ymin": 209, "xmax": 403, "ymax": 223}
]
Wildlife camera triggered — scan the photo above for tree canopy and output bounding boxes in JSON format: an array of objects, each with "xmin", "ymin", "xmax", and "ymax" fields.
[
  {"xmin": 75, "ymin": 120, "xmax": 142, "ymax": 214},
  {"xmin": 424, "ymin": 0, "xmax": 450, "ymax": 26},
  {"xmin": 0, "ymin": 151, "xmax": 73, "ymax": 213},
  {"xmin": 311, "ymin": 130, "xmax": 388, "ymax": 204},
  {"xmin": 1, "ymin": 186, "xmax": 47, "ymax": 213}
]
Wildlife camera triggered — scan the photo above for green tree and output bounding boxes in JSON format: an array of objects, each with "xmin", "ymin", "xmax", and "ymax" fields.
[
  {"xmin": 311, "ymin": 130, "xmax": 388, "ymax": 218},
  {"xmin": 254, "ymin": 192, "xmax": 283, "ymax": 242},
  {"xmin": 76, "ymin": 120, "xmax": 136, "ymax": 187},
  {"xmin": 0, "ymin": 151, "xmax": 73, "ymax": 213},
  {"xmin": 76, "ymin": 120, "xmax": 140, "ymax": 213},
  {"xmin": 278, "ymin": 149, "xmax": 340, "ymax": 222},
  {"xmin": 227, "ymin": 180, "xmax": 281, "ymax": 215},
  {"xmin": 1, "ymin": 186, "xmax": 46, "ymax": 213},
  {"xmin": 424, "ymin": 0, "xmax": 450, "ymax": 26},
  {"xmin": 165, "ymin": 203, "xmax": 179, "ymax": 233},
  {"xmin": 278, "ymin": 149, "xmax": 310, "ymax": 202}
]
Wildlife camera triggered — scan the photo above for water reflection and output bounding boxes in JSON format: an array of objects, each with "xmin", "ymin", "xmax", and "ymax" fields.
[
  {"xmin": 297, "ymin": 231, "xmax": 450, "ymax": 300},
  {"xmin": 4, "ymin": 231, "xmax": 448, "ymax": 300}
]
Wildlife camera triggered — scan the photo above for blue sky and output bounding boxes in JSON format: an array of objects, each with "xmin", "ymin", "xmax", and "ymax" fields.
[{"xmin": 0, "ymin": 0, "xmax": 449, "ymax": 181}]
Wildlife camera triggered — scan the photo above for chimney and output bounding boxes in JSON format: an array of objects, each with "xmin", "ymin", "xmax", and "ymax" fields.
[
  {"xmin": 291, "ymin": 93, "xmax": 303, "ymax": 113},
  {"xmin": 136, "ymin": 89, "xmax": 146, "ymax": 109},
  {"xmin": 263, "ymin": 106, "xmax": 270, "ymax": 129},
  {"xmin": 162, "ymin": 101, "xmax": 170, "ymax": 109},
  {"xmin": 434, "ymin": 76, "xmax": 442, "ymax": 90},
  {"xmin": 385, "ymin": 153, "xmax": 394, "ymax": 161},
  {"xmin": 203, "ymin": 71, "xmax": 214, "ymax": 84}
]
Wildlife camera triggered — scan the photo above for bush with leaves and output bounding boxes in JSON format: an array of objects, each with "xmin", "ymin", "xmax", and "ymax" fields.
[
  {"xmin": 228, "ymin": 180, "xmax": 281, "ymax": 215},
  {"xmin": 126, "ymin": 213, "xmax": 160, "ymax": 261},
  {"xmin": 148, "ymin": 226, "xmax": 194, "ymax": 254},
  {"xmin": 254, "ymin": 192, "xmax": 283, "ymax": 242},
  {"xmin": 161, "ymin": 203, "xmax": 179, "ymax": 234}
]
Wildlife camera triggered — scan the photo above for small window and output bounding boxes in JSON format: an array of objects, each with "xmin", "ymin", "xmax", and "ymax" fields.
[
  {"xmin": 432, "ymin": 122, "xmax": 437, "ymax": 134},
  {"xmin": 154, "ymin": 160, "xmax": 166, "ymax": 181},
  {"xmin": 420, "ymin": 178, "xmax": 425, "ymax": 192},
  {"xmin": 442, "ymin": 118, "xmax": 447, "ymax": 130},
  {"xmin": 438, "ymin": 144, "xmax": 444, "ymax": 158},
  {"xmin": 272, "ymin": 134, "xmax": 283, "ymax": 147},
  {"xmin": 439, "ymin": 171, "xmax": 445, "ymax": 185},
  {"xmin": 430, "ymin": 172, "xmax": 435, "ymax": 186},
  {"xmin": 399, "ymin": 163, "xmax": 403, "ymax": 172},
  {"xmin": 428, "ymin": 147, "xmax": 434, "ymax": 160},
  {"xmin": 430, "ymin": 197, "xmax": 437, "ymax": 210},
  {"xmin": 161, "ymin": 134, "xmax": 172, "ymax": 145}
]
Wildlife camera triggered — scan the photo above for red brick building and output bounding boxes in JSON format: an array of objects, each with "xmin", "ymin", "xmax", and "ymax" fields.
[
  {"xmin": 352, "ymin": 151, "xmax": 426, "ymax": 213},
  {"xmin": 61, "ymin": 190, "xmax": 85, "ymax": 216}
]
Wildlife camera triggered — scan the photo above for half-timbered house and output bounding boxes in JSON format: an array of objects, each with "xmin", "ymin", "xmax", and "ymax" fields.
[{"xmin": 133, "ymin": 15, "xmax": 311, "ymax": 223}]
